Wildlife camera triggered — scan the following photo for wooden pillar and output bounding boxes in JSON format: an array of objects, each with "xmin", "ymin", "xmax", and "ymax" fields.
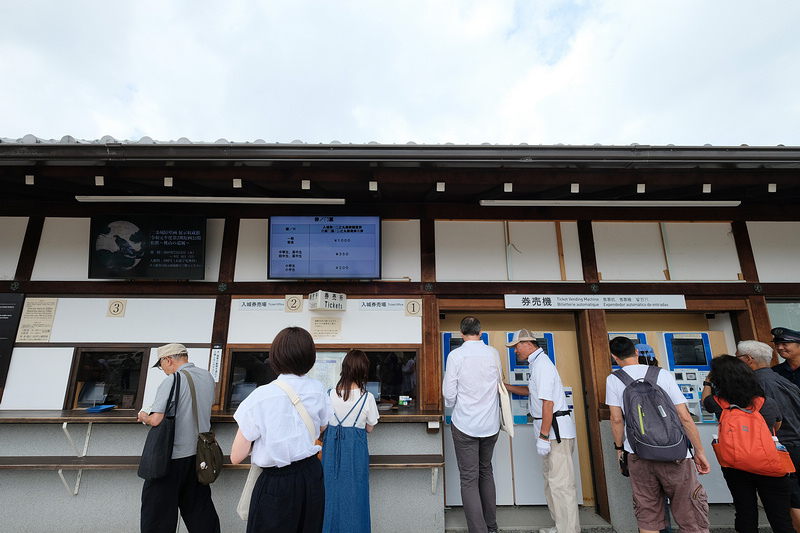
[{"xmin": 577, "ymin": 309, "xmax": 611, "ymax": 522}]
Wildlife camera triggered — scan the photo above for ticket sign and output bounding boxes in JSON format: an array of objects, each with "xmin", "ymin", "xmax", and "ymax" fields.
[
  {"xmin": 269, "ymin": 216, "xmax": 381, "ymax": 279},
  {"xmin": 505, "ymin": 294, "xmax": 686, "ymax": 310}
]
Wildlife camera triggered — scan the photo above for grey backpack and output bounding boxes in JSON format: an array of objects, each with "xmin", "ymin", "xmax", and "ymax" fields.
[{"xmin": 613, "ymin": 366, "xmax": 689, "ymax": 461}]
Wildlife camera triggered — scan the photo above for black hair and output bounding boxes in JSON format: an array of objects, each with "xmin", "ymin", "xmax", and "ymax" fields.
[
  {"xmin": 609, "ymin": 336, "xmax": 636, "ymax": 360},
  {"xmin": 269, "ymin": 327, "xmax": 317, "ymax": 376},
  {"xmin": 460, "ymin": 316, "xmax": 481, "ymax": 336},
  {"xmin": 709, "ymin": 354, "xmax": 764, "ymax": 408}
]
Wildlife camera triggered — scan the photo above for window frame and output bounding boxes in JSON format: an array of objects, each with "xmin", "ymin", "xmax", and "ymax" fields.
[{"xmin": 63, "ymin": 345, "xmax": 151, "ymax": 411}]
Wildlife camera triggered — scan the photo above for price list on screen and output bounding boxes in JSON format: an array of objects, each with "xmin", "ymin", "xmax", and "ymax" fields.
[{"xmin": 269, "ymin": 216, "xmax": 380, "ymax": 279}]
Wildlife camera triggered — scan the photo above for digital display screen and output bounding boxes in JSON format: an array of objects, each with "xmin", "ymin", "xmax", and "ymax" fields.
[
  {"xmin": 670, "ymin": 338, "xmax": 710, "ymax": 366},
  {"xmin": 268, "ymin": 216, "xmax": 381, "ymax": 279},
  {"xmin": 89, "ymin": 215, "xmax": 206, "ymax": 280}
]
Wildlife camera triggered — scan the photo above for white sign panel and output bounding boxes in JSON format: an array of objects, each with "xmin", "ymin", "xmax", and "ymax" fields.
[{"xmin": 504, "ymin": 294, "xmax": 686, "ymax": 309}]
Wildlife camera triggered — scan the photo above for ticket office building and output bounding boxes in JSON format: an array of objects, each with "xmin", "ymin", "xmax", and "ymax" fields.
[{"xmin": 2, "ymin": 141, "xmax": 800, "ymax": 532}]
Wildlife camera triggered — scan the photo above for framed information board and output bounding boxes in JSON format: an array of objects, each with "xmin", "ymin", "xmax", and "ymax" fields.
[
  {"xmin": 88, "ymin": 215, "xmax": 206, "ymax": 280},
  {"xmin": 268, "ymin": 216, "xmax": 381, "ymax": 279}
]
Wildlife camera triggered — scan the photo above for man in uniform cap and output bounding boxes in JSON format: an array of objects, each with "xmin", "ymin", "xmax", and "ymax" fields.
[
  {"xmin": 504, "ymin": 329, "xmax": 580, "ymax": 533},
  {"xmin": 772, "ymin": 327, "xmax": 800, "ymax": 388}
]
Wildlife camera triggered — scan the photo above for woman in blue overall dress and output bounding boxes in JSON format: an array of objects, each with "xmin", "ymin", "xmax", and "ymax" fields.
[{"xmin": 321, "ymin": 349, "xmax": 380, "ymax": 533}]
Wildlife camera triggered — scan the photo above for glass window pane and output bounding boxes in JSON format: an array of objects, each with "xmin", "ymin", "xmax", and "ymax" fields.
[
  {"xmin": 228, "ymin": 351, "xmax": 278, "ymax": 409},
  {"xmin": 72, "ymin": 349, "xmax": 145, "ymax": 409}
]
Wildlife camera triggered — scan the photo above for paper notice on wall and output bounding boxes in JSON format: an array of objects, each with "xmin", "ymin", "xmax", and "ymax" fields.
[
  {"xmin": 311, "ymin": 317, "xmax": 342, "ymax": 340},
  {"xmin": 15, "ymin": 298, "xmax": 58, "ymax": 342}
]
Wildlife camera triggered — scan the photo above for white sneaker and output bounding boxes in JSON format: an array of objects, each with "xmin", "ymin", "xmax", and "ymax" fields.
[{"xmin": 538, "ymin": 527, "xmax": 557, "ymax": 533}]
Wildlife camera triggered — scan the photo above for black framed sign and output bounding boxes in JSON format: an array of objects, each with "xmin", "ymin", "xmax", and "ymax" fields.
[
  {"xmin": 88, "ymin": 215, "xmax": 206, "ymax": 280},
  {"xmin": 0, "ymin": 293, "xmax": 25, "ymax": 390}
]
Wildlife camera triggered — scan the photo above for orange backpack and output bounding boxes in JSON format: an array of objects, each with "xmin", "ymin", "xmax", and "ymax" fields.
[{"xmin": 712, "ymin": 396, "xmax": 795, "ymax": 477}]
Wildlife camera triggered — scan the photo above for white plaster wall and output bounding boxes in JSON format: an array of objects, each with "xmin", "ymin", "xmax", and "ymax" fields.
[
  {"xmin": 0, "ymin": 216, "xmax": 28, "ymax": 280},
  {"xmin": 227, "ymin": 298, "xmax": 421, "ymax": 345},
  {"xmin": 47, "ymin": 297, "xmax": 215, "ymax": 343},
  {"xmin": 203, "ymin": 218, "xmax": 224, "ymax": 281},
  {"xmin": 435, "ymin": 221, "xmax": 508, "ymax": 280},
  {"xmin": 234, "ymin": 218, "xmax": 268, "ymax": 281},
  {"xmin": 0, "ymin": 347, "xmax": 74, "ymax": 409},
  {"xmin": 748, "ymin": 221, "xmax": 800, "ymax": 282},
  {"xmin": 31, "ymin": 217, "xmax": 91, "ymax": 280},
  {"xmin": 381, "ymin": 219, "xmax": 421, "ymax": 282},
  {"xmin": 594, "ymin": 222, "xmax": 668, "ymax": 280},
  {"xmin": 663, "ymin": 222, "xmax": 741, "ymax": 281}
]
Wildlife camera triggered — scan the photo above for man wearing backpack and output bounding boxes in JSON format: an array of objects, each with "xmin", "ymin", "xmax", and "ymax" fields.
[{"xmin": 607, "ymin": 337, "xmax": 710, "ymax": 533}]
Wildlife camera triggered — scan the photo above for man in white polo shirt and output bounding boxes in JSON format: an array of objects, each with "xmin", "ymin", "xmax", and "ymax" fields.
[
  {"xmin": 505, "ymin": 329, "xmax": 579, "ymax": 533},
  {"xmin": 443, "ymin": 316, "xmax": 501, "ymax": 533}
]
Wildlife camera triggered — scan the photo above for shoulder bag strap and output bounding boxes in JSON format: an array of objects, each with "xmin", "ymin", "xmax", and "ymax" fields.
[
  {"xmin": 181, "ymin": 370, "xmax": 200, "ymax": 434},
  {"xmin": 273, "ymin": 379, "xmax": 316, "ymax": 442},
  {"xmin": 166, "ymin": 372, "xmax": 181, "ymax": 418}
]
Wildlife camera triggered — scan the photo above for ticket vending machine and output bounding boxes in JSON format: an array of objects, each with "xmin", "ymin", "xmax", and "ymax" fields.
[
  {"xmin": 660, "ymin": 331, "xmax": 731, "ymax": 503},
  {"xmin": 504, "ymin": 332, "xmax": 583, "ymax": 505},
  {"xmin": 442, "ymin": 331, "xmax": 514, "ymax": 506},
  {"xmin": 661, "ymin": 332, "xmax": 715, "ymax": 424}
]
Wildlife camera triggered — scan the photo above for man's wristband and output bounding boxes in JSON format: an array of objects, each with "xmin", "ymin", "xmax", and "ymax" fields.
[
  {"xmin": 614, "ymin": 443, "xmax": 624, "ymax": 451},
  {"xmin": 539, "ymin": 432, "xmax": 549, "ymax": 440},
  {"xmin": 702, "ymin": 381, "xmax": 712, "ymax": 387}
]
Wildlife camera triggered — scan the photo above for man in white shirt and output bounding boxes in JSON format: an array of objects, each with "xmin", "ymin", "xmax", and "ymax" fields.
[
  {"xmin": 505, "ymin": 329, "xmax": 580, "ymax": 533},
  {"xmin": 443, "ymin": 316, "xmax": 500, "ymax": 533},
  {"xmin": 607, "ymin": 336, "xmax": 710, "ymax": 533}
]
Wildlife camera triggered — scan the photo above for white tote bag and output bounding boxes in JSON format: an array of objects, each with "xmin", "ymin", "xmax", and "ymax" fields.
[{"xmin": 495, "ymin": 355, "xmax": 514, "ymax": 438}]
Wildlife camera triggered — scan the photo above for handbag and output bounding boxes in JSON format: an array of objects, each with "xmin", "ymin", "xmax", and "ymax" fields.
[
  {"xmin": 495, "ymin": 355, "xmax": 514, "ymax": 438},
  {"xmin": 137, "ymin": 372, "xmax": 179, "ymax": 480},
  {"xmin": 182, "ymin": 370, "xmax": 224, "ymax": 485},
  {"xmin": 236, "ymin": 379, "xmax": 317, "ymax": 521}
]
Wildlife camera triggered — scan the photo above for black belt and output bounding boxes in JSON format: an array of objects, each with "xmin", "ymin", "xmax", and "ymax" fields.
[{"xmin": 533, "ymin": 410, "xmax": 571, "ymax": 443}]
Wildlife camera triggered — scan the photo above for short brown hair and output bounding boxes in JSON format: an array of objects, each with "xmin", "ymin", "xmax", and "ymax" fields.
[{"xmin": 270, "ymin": 327, "xmax": 317, "ymax": 376}]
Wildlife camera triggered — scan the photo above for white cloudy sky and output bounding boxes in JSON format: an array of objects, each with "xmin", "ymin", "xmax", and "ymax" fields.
[{"xmin": 2, "ymin": 1, "xmax": 799, "ymax": 146}]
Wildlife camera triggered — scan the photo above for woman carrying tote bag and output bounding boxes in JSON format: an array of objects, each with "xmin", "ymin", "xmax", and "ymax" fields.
[{"xmin": 230, "ymin": 327, "xmax": 333, "ymax": 533}]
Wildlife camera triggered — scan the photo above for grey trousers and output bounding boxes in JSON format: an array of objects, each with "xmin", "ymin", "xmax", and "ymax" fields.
[{"xmin": 452, "ymin": 424, "xmax": 500, "ymax": 533}]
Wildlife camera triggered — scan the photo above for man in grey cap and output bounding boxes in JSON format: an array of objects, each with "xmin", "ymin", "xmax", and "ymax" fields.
[
  {"xmin": 772, "ymin": 327, "xmax": 800, "ymax": 388},
  {"xmin": 137, "ymin": 344, "xmax": 220, "ymax": 533},
  {"xmin": 504, "ymin": 329, "xmax": 579, "ymax": 533},
  {"xmin": 734, "ymin": 339, "xmax": 800, "ymax": 531}
]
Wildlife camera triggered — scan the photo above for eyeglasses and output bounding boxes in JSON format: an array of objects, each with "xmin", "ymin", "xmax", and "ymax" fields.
[{"xmin": 155, "ymin": 356, "xmax": 171, "ymax": 369}]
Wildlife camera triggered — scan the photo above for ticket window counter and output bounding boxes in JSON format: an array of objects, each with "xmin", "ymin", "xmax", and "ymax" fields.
[
  {"xmin": 225, "ymin": 348, "xmax": 417, "ymax": 412},
  {"xmin": 442, "ymin": 330, "xmax": 583, "ymax": 507}
]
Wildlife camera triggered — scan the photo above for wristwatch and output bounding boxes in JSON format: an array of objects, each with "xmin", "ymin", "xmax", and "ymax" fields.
[
  {"xmin": 539, "ymin": 432, "xmax": 549, "ymax": 440},
  {"xmin": 702, "ymin": 381, "xmax": 712, "ymax": 387},
  {"xmin": 614, "ymin": 443, "xmax": 624, "ymax": 451}
]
